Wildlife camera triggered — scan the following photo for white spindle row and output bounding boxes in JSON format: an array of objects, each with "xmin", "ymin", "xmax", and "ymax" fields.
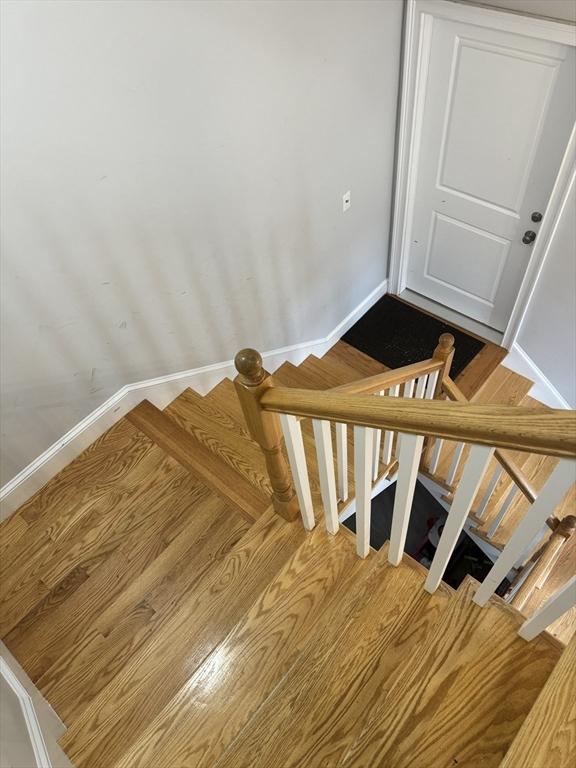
[
  {"xmin": 486, "ymin": 485, "xmax": 518, "ymax": 539},
  {"xmin": 475, "ymin": 465, "xmax": 504, "ymax": 520},
  {"xmin": 280, "ymin": 390, "xmax": 574, "ymax": 640},
  {"xmin": 473, "ymin": 460, "xmax": 575, "ymax": 606},
  {"xmin": 425, "ymin": 445, "xmax": 495, "ymax": 593}
]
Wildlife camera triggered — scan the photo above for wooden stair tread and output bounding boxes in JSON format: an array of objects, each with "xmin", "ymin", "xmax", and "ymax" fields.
[
  {"xmin": 499, "ymin": 635, "xmax": 576, "ymax": 768},
  {"xmin": 164, "ymin": 387, "xmax": 272, "ymax": 500},
  {"xmin": 323, "ymin": 340, "xmax": 389, "ymax": 378},
  {"xmin": 215, "ymin": 549, "xmax": 451, "ymax": 768},
  {"xmin": 60, "ymin": 509, "xmax": 306, "ymax": 768},
  {"xmin": 0, "ymin": 419, "xmax": 155, "ymax": 576},
  {"xmin": 2, "ymin": 473, "xmax": 222, "ymax": 681},
  {"xmin": 112, "ymin": 526, "xmax": 370, "ymax": 768},
  {"xmin": 340, "ymin": 577, "xmax": 561, "ymax": 768},
  {"xmin": 126, "ymin": 399, "xmax": 269, "ymax": 521},
  {"xmin": 0, "ymin": 438, "xmax": 185, "ymax": 637},
  {"xmin": 21, "ymin": 499, "xmax": 249, "ymax": 722}
]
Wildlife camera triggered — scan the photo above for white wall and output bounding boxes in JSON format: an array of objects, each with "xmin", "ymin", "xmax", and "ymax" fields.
[
  {"xmin": 457, "ymin": 0, "xmax": 576, "ymax": 22},
  {"xmin": 0, "ymin": 0, "xmax": 403, "ymax": 484},
  {"xmin": 516, "ymin": 174, "xmax": 576, "ymax": 407}
]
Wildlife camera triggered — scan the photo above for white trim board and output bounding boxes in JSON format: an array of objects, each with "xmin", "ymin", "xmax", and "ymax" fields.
[
  {"xmin": 0, "ymin": 280, "xmax": 388, "ymax": 518},
  {"xmin": 390, "ymin": 0, "xmax": 576, "ymax": 348},
  {"xmin": 1, "ymin": 655, "xmax": 55, "ymax": 768},
  {"xmin": 504, "ymin": 343, "xmax": 573, "ymax": 409}
]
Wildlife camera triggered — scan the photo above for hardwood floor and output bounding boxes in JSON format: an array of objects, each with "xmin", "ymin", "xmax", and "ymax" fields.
[
  {"xmin": 500, "ymin": 635, "xmax": 576, "ymax": 768},
  {"xmin": 0, "ymin": 336, "xmax": 572, "ymax": 768}
]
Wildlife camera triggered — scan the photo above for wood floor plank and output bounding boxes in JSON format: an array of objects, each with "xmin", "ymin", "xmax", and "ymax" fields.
[
  {"xmin": 323, "ymin": 341, "xmax": 389, "ymax": 378},
  {"xmin": 36, "ymin": 501, "xmax": 250, "ymax": 722},
  {"xmin": 112, "ymin": 527, "xmax": 367, "ymax": 768},
  {"xmin": 499, "ymin": 635, "xmax": 576, "ymax": 768},
  {"xmin": 60, "ymin": 510, "xmax": 306, "ymax": 768},
  {"xmin": 340, "ymin": 577, "xmax": 560, "ymax": 768},
  {"xmin": 164, "ymin": 392, "xmax": 272, "ymax": 498},
  {"xmin": 0, "ymin": 445, "xmax": 181, "ymax": 637},
  {"xmin": 214, "ymin": 555, "xmax": 450, "ymax": 768},
  {"xmin": 4, "ymin": 474, "xmax": 214, "ymax": 679},
  {"xmin": 126, "ymin": 399, "xmax": 269, "ymax": 521},
  {"xmin": 0, "ymin": 421, "xmax": 156, "ymax": 574}
]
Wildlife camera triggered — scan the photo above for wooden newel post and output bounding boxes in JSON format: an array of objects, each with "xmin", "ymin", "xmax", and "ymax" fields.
[
  {"xmin": 432, "ymin": 332, "xmax": 455, "ymax": 398},
  {"xmin": 511, "ymin": 515, "xmax": 576, "ymax": 611},
  {"xmin": 234, "ymin": 349, "xmax": 300, "ymax": 522}
]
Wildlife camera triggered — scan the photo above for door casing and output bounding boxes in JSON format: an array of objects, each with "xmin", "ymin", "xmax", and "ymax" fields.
[{"xmin": 389, "ymin": 0, "xmax": 576, "ymax": 348}]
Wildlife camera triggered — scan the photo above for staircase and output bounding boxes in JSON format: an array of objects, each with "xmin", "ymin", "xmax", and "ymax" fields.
[{"xmin": 1, "ymin": 338, "xmax": 575, "ymax": 768}]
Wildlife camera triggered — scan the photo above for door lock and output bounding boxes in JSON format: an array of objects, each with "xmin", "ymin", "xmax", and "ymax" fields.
[
  {"xmin": 522, "ymin": 230, "xmax": 537, "ymax": 245},
  {"xmin": 531, "ymin": 211, "xmax": 543, "ymax": 223}
]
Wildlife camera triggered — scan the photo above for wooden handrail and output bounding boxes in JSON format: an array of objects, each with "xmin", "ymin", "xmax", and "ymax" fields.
[
  {"xmin": 260, "ymin": 388, "xmax": 576, "ymax": 458},
  {"xmin": 442, "ymin": 375, "xmax": 538, "ymax": 503},
  {"xmin": 329, "ymin": 358, "xmax": 443, "ymax": 395}
]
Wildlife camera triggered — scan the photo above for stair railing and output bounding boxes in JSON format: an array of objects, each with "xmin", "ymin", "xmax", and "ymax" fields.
[{"xmin": 234, "ymin": 338, "xmax": 576, "ymax": 640}]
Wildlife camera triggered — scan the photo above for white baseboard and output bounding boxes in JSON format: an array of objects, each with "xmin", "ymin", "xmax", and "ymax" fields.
[
  {"xmin": 1, "ymin": 646, "xmax": 73, "ymax": 768},
  {"xmin": 0, "ymin": 279, "xmax": 388, "ymax": 517},
  {"xmin": 504, "ymin": 343, "xmax": 572, "ymax": 410}
]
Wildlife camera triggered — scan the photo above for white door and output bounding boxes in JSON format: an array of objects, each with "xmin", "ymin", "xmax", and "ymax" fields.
[{"xmin": 406, "ymin": 14, "xmax": 576, "ymax": 331}]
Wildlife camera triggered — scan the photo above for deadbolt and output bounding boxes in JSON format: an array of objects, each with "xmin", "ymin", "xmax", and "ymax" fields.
[
  {"xmin": 522, "ymin": 230, "xmax": 537, "ymax": 245},
  {"xmin": 531, "ymin": 212, "xmax": 542, "ymax": 223}
]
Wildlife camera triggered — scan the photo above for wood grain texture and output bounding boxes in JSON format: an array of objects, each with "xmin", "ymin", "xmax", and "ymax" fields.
[
  {"xmin": 215, "ymin": 553, "xmax": 451, "ymax": 768},
  {"xmin": 112, "ymin": 527, "xmax": 363, "ymax": 768},
  {"xmin": 60, "ymin": 509, "xmax": 305, "ymax": 768},
  {"xmin": 261, "ymin": 388, "xmax": 576, "ymax": 458},
  {"xmin": 38, "ymin": 502, "xmax": 249, "ymax": 722},
  {"xmin": 500, "ymin": 635, "xmax": 576, "ymax": 768},
  {"xmin": 0, "ymin": 443, "xmax": 182, "ymax": 636},
  {"xmin": 5, "ymin": 479, "xmax": 219, "ymax": 679},
  {"xmin": 340, "ymin": 577, "xmax": 561, "ymax": 768},
  {"xmin": 126, "ymin": 399, "xmax": 269, "ymax": 520},
  {"xmin": 165, "ymin": 390, "xmax": 272, "ymax": 498},
  {"xmin": 323, "ymin": 341, "xmax": 389, "ymax": 378}
]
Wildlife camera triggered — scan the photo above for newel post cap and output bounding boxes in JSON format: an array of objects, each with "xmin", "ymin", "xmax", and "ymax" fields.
[
  {"xmin": 438, "ymin": 332, "xmax": 455, "ymax": 350},
  {"xmin": 235, "ymin": 348, "xmax": 266, "ymax": 385}
]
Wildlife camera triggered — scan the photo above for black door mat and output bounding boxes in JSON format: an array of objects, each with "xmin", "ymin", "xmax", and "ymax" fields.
[
  {"xmin": 344, "ymin": 480, "xmax": 501, "ymax": 591},
  {"xmin": 342, "ymin": 294, "xmax": 485, "ymax": 378}
]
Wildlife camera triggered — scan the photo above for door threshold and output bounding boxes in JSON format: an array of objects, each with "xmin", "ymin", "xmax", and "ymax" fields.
[{"xmin": 398, "ymin": 290, "xmax": 504, "ymax": 346}]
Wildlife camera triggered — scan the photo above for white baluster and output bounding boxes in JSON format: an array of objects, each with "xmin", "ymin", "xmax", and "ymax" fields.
[
  {"xmin": 475, "ymin": 465, "xmax": 504, "ymax": 520},
  {"xmin": 355, "ymin": 426, "xmax": 374, "ymax": 558},
  {"xmin": 446, "ymin": 442, "xmax": 465, "ymax": 486},
  {"xmin": 428, "ymin": 438, "xmax": 444, "ymax": 474},
  {"xmin": 425, "ymin": 444, "xmax": 495, "ymax": 593},
  {"xmin": 312, "ymin": 419, "xmax": 339, "ymax": 535},
  {"xmin": 403, "ymin": 378, "xmax": 415, "ymax": 399},
  {"xmin": 372, "ymin": 391, "xmax": 385, "ymax": 481},
  {"xmin": 389, "ymin": 432, "xmax": 425, "ymax": 566},
  {"xmin": 335, "ymin": 422, "xmax": 348, "ymax": 502},
  {"xmin": 280, "ymin": 414, "xmax": 315, "ymax": 531},
  {"xmin": 414, "ymin": 375, "xmax": 428, "ymax": 399},
  {"xmin": 486, "ymin": 485, "xmax": 518, "ymax": 539},
  {"xmin": 474, "ymin": 460, "xmax": 575, "ymax": 607},
  {"xmin": 518, "ymin": 576, "xmax": 576, "ymax": 641},
  {"xmin": 382, "ymin": 384, "xmax": 400, "ymax": 465},
  {"xmin": 424, "ymin": 370, "xmax": 439, "ymax": 399}
]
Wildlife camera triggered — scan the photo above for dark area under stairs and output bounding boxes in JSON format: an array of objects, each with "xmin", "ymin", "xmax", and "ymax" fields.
[
  {"xmin": 342, "ymin": 294, "xmax": 485, "ymax": 378},
  {"xmin": 343, "ymin": 480, "xmax": 500, "ymax": 591}
]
